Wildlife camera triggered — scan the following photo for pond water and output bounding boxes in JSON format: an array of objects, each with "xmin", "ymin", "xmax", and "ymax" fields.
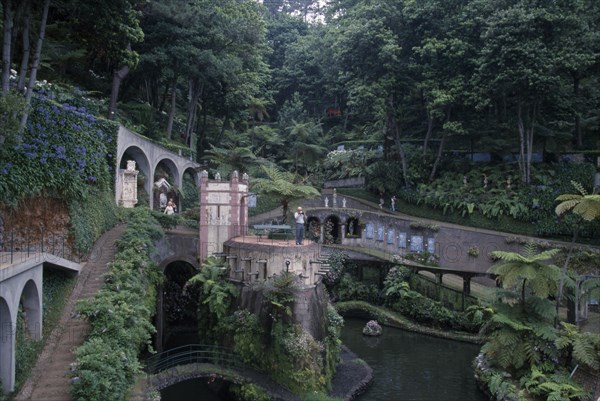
[
  {"xmin": 161, "ymin": 318, "xmax": 487, "ymax": 401},
  {"xmin": 341, "ymin": 318, "xmax": 488, "ymax": 401}
]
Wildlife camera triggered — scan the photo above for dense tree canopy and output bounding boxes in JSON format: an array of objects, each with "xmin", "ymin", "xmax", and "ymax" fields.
[{"xmin": 0, "ymin": 0, "xmax": 598, "ymax": 181}]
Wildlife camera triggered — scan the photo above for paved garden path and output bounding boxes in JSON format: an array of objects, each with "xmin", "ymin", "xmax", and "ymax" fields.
[{"xmin": 15, "ymin": 224, "xmax": 125, "ymax": 401}]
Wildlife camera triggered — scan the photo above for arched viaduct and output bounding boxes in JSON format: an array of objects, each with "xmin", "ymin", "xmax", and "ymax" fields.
[
  {"xmin": 0, "ymin": 254, "xmax": 80, "ymax": 393},
  {"xmin": 115, "ymin": 126, "xmax": 202, "ymax": 210}
]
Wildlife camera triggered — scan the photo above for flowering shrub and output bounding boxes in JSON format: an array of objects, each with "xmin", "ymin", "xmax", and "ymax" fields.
[
  {"xmin": 281, "ymin": 327, "xmax": 324, "ymax": 360},
  {"xmin": 0, "ymin": 94, "xmax": 118, "ymax": 205},
  {"xmin": 362, "ymin": 320, "xmax": 382, "ymax": 336}
]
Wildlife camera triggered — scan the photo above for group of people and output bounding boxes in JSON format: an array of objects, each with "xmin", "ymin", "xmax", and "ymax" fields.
[{"xmin": 379, "ymin": 195, "xmax": 397, "ymax": 212}]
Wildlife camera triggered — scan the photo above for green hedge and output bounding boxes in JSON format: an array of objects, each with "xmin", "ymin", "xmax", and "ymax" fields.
[{"xmin": 70, "ymin": 209, "xmax": 163, "ymax": 401}]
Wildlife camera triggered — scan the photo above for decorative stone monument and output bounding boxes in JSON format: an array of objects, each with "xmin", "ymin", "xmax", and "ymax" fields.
[
  {"xmin": 332, "ymin": 188, "xmax": 337, "ymax": 207},
  {"xmin": 119, "ymin": 160, "xmax": 138, "ymax": 208},
  {"xmin": 198, "ymin": 170, "xmax": 248, "ymax": 261},
  {"xmin": 324, "ymin": 197, "xmax": 329, "ymax": 207}
]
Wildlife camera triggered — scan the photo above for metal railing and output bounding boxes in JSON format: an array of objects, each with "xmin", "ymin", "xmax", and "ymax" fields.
[
  {"xmin": 0, "ymin": 227, "xmax": 81, "ymax": 266},
  {"xmin": 145, "ymin": 344, "xmax": 246, "ymax": 374}
]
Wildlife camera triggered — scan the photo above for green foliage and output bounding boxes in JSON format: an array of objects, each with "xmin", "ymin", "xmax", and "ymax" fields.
[
  {"xmin": 555, "ymin": 322, "xmax": 600, "ymax": 372},
  {"xmin": 486, "ymin": 371, "xmax": 526, "ymax": 401},
  {"xmin": 0, "ymin": 95, "xmax": 119, "ymax": 206},
  {"xmin": 69, "ymin": 187, "xmax": 119, "ymax": 254},
  {"xmin": 266, "ymin": 323, "xmax": 326, "ymax": 394},
  {"xmin": 382, "ymin": 267, "xmax": 411, "ymax": 304},
  {"xmin": 220, "ymin": 310, "xmax": 265, "ymax": 366},
  {"xmin": 335, "ymin": 274, "xmax": 379, "ymax": 304},
  {"xmin": 556, "ymin": 180, "xmax": 600, "ymax": 222},
  {"xmin": 489, "ymin": 242, "xmax": 564, "ymax": 308},
  {"xmin": 71, "ymin": 209, "xmax": 163, "ymax": 401},
  {"xmin": 258, "ymin": 271, "xmax": 302, "ymax": 321},
  {"xmin": 318, "ymin": 147, "xmax": 379, "ymax": 181},
  {"xmin": 188, "ymin": 256, "xmax": 239, "ymax": 322},
  {"xmin": 230, "ymin": 383, "xmax": 273, "ymax": 401},
  {"xmin": 250, "ymin": 164, "xmax": 320, "ymax": 223},
  {"xmin": 0, "ymin": 92, "xmax": 25, "ymax": 150},
  {"xmin": 301, "ymin": 391, "xmax": 342, "ymax": 401},
  {"xmin": 388, "ymin": 287, "xmax": 478, "ymax": 333},
  {"xmin": 520, "ymin": 366, "xmax": 589, "ymax": 401}
]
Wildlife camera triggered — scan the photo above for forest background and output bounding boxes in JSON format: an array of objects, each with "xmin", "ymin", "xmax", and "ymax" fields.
[{"xmin": 1, "ymin": 0, "xmax": 600, "ymax": 240}]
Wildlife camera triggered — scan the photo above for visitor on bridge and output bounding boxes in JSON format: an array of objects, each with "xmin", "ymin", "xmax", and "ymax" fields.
[{"xmin": 294, "ymin": 206, "xmax": 305, "ymax": 245}]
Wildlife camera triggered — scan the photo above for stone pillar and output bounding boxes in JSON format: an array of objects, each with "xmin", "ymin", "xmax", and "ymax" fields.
[
  {"xmin": 198, "ymin": 170, "xmax": 210, "ymax": 261},
  {"xmin": 229, "ymin": 171, "xmax": 240, "ymax": 239},
  {"xmin": 0, "ymin": 300, "xmax": 15, "ymax": 394},
  {"xmin": 462, "ymin": 276, "xmax": 471, "ymax": 297}
]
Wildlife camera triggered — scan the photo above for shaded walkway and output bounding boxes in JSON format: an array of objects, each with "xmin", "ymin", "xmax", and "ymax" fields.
[{"xmin": 15, "ymin": 224, "xmax": 125, "ymax": 401}]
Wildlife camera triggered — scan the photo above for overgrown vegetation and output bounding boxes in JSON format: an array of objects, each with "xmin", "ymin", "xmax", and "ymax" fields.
[
  {"xmin": 70, "ymin": 208, "xmax": 163, "ymax": 401},
  {"xmin": 473, "ymin": 243, "xmax": 598, "ymax": 401},
  {"xmin": 0, "ymin": 91, "xmax": 119, "ymax": 207},
  {"xmin": 188, "ymin": 258, "xmax": 343, "ymax": 398}
]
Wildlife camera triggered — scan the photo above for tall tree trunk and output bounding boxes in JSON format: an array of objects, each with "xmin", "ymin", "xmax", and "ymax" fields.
[
  {"xmin": 2, "ymin": 0, "xmax": 14, "ymax": 94},
  {"xmin": 184, "ymin": 79, "xmax": 202, "ymax": 148},
  {"xmin": 573, "ymin": 75, "xmax": 582, "ymax": 147},
  {"xmin": 19, "ymin": 0, "xmax": 49, "ymax": 129},
  {"xmin": 17, "ymin": 0, "xmax": 30, "ymax": 92},
  {"xmin": 422, "ymin": 109, "xmax": 434, "ymax": 155},
  {"xmin": 555, "ymin": 229, "xmax": 579, "ymax": 327},
  {"xmin": 517, "ymin": 102, "xmax": 527, "ymax": 184},
  {"xmin": 166, "ymin": 75, "xmax": 177, "ymax": 139},
  {"xmin": 388, "ymin": 112, "xmax": 410, "ymax": 188},
  {"xmin": 429, "ymin": 135, "xmax": 445, "ymax": 182},
  {"xmin": 107, "ymin": 44, "xmax": 132, "ymax": 121}
]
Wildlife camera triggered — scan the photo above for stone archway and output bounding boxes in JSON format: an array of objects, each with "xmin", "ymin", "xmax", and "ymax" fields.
[
  {"xmin": 346, "ymin": 217, "xmax": 360, "ymax": 238},
  {"xmin": 0, "ymin": 297, "xmax": 14, "ymax": 393},
  {"xmin": 20, "ymin": 280, "xmax": 42, "ymax": 340},
  {"xmin": 306, "ymin": 216, "xmax": 321, "ymax": 243},
  {"xmin": 118, "ymin": 146, "xmax": 151, "ymax": 207},
  {"xmin": 324, "ymin": 215, "xmax": 341, "ymax": 244},
  {"xmin": 156, "ymin": 260, "xmax": 200, "ymax": 351},
  {"xmin": 181, "ymin": 167, "xmax": 200, "ymax": 213}
]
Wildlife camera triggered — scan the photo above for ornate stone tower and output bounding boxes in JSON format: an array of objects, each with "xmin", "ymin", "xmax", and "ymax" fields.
[{"xmin": 198, "ymin": 170, "xmax": 249, "ymax": 261}]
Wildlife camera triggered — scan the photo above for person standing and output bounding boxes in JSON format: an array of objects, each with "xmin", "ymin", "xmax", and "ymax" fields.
[{"xmin": 294, "ymin": 206, "xmax": 305, "ymax": 245}]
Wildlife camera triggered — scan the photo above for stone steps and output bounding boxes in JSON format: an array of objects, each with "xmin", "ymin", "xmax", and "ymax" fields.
[{"xmin": 15, "ymin": 224, "xmax": 125, "ymax": 401}]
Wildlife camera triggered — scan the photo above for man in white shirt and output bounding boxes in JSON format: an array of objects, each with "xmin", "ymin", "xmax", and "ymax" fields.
[{"xmin": 294, "ymin": 206, "xmax": 305, "ymax": 245}]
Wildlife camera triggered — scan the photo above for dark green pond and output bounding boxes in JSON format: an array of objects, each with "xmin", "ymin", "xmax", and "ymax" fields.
[
  {"xmin": 341, "ymin": 318, "xmax": 488, "ymax": 401},
  {"xmin": 161, "ymin": 319, "xmax": 488, "ymax": 401}
]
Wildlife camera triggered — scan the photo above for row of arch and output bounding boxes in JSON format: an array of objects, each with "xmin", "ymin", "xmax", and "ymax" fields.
[
  {"xmin": 304, "ymin": 214, "xmax": 434, "ymax": 253},
  {"xmin": 116, "ymin": 126, "xmax": 202, "ymax": 211},
  {"xmin": 0, "ymin": 272, "xmax": 42, "ymax": 394}
]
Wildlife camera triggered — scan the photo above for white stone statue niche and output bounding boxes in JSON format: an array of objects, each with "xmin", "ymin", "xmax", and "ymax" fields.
[
  {"xmin": 154, "ymin": 177, "xmax": 172, "ymax": 210},
  {"xmin": 119, "ymin": 160, "xmax": 138, "ymax": 208}
]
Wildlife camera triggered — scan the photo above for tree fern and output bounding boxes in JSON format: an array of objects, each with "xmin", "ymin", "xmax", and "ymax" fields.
[
  {"xmin": 250, "ymin": 164, "xmax": 320, "ymax": 222},
  {"xmin": 490, "ymin": 242, "xmax": 561, "ymax": 312},
  {"xmin": 555, "ymin": 181, "xmax": 600, "ymax": 222}
]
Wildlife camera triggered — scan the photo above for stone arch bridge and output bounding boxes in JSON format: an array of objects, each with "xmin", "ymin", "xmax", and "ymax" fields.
[{"xmin": 115, "ymin": 125, "xmax": 202, "ymax": 210}]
